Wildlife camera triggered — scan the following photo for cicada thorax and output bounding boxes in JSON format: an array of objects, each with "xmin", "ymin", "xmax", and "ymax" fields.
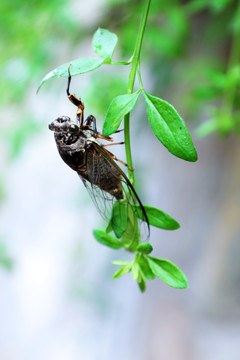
[{"xmin": 53, "ymin": 130, "xmax": 86, "ymax": 172}]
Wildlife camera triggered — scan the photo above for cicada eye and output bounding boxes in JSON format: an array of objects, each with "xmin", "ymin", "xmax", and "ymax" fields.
[{"xmin": 69, "ymin": 124, "xmax": 79, "ymax": 133}]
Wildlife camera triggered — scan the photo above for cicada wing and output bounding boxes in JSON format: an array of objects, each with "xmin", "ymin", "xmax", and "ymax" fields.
[
  {"xmin": 80, "ymin": 177, "xmax": 116, "ymax": 221},
  {"xmin": 77, "ymin": 140, "xmax": 150, "ymax": 238},
  {"xmin": 77, "ymin": 145, "xmax": 120, "ymax": 220},
  {"xmin": 91, "ymin": 142, "xmax": 150, "ymax": 237},
  {"xmin": 86, "ymin": 144, "xmax": 123, "ymax": 200}
]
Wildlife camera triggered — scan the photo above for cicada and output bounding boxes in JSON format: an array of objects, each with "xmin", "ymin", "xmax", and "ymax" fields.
[{"xmin": 49, "ymin": 65, "xmax": 149, "ymax": 239}]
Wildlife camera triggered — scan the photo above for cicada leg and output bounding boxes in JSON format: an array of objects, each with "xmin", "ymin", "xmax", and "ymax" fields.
[
  {"xmin": 101, "ymin": 147, "xmax": 134, "ymax": 171},
  {"xmin": 84, "ymin": 115, "xmax": 114, "ymax": 142},
  {"xmin": 66, "ymin": 64, "xmax": 84, "ymax": 127},
  {"xmin": 102, "ymin": 142, "xmax": 125, "ymax": 147},
  {"xmin": 113, "ymin": 129, "xmax": 124, "ymax": 133}
]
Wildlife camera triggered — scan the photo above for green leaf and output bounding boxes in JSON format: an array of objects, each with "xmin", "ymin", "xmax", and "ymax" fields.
[
  {"xmin": 105, "ymin": 219, "xmax": 113, "ymax": 233},
  {"xmin": 144, "ymin": 92, "xmax": 198, "ymax": 162},
  {"xmin": 122, "ymin": 204, "xmax": 140, "ymax": 251},
  {"xmin": 112, "ymin": 260, "xmax": 132, "ymax": 266},
  {"xmin": 37, "ymin": 58, "xmax": 104, "ymax": 92},
  {"xmin": 147, "ymin": 256, "xmax": 188, "ymax": 289},
  {"xmin": 92, "ymin": 28, "xmax": 118, "ymax": 59},
  {"xmin": 137, "ymin": 242, "xmax": 153, "ymax": 254},
  {"xmin": 137, "ymin": 271, "xmax": 146, "ymax": 292},
  {"xmin": 93, "ymin": 229, "xmax": 123, "ymax": 249},
  {"xmin": 113, "ymin": 264, "xmax": 132, "ymax": 279},
  {"xmin": 134, "ymin": 205, "xmax": 180, "ymax": 230},
  {"xmin": 102, "ymin": 90, "xmax": 141, "ymax": 136},
  {"xmin": 131, "ymin": 263, "xmax": 140, "ymax": 280},
  {"xmin": 137, "ymin": 254, "xmax": 155, "ymax": 280},
  {"xmin": 111, "ymin": 201, "xmax": 128, "ymax": 239}
]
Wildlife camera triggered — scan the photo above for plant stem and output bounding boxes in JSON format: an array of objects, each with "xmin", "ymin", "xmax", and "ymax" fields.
[
  {"xmin": 124, "ymin": 0, "xmax": 151, "ymax": 184},
  {"xmin": 137, "ymin": 66, "xmax": 144, "ymax": 90}
]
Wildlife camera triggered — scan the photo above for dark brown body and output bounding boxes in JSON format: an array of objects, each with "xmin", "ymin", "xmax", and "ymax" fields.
[{"xmin": 51, "ymin": 120, "xmax": 123, "ymax": 200}]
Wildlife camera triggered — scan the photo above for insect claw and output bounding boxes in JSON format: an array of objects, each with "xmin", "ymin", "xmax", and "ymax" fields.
[{"xmin": 114, "ymin": 129, "xmax": 124, "ymax": 134}]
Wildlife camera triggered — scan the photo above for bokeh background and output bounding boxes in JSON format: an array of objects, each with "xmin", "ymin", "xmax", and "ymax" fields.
[{"xmin": 1, "ymin": 0, "xmax": 240, "ymax": 359}]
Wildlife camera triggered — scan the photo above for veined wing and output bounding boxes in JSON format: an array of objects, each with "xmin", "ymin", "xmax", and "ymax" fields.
[{"xmin": 77, "ymin": 139, "xmax": 150, "ymax": 237}]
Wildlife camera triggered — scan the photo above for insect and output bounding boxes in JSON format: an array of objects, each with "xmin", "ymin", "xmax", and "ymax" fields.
[{"xmin": 49, "ymin": 65, "xmax": 149, "ymax": 237}]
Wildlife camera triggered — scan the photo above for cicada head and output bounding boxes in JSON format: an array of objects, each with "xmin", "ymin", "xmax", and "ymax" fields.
[{"xmin": 49, "ymin": 116, "xmax": 79, "ymax": 134}]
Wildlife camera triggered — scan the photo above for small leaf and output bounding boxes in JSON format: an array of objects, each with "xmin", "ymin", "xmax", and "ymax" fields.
[
  {"xmin": 147, "ymin": 256, "xmax": 188, "ymax": 289},
  {"xmin": 134, "ymin": 205, "xmax": 180, "ymax": 230},
  {"xmin": 111, "ymin": 201, "xmax": 128, "ymax": 239},
  {"xmin": 137, "ymin": 254, "xmax": 155, "ymax": 280},
  {"xmin": 137, "ymin": 271, "xmax": 146, "ymax": 292},
  {"xmin": 92, "ymin": 28, "xmax": 118, "ymax": 59},
  {"xmin": 105, "ymin": 219, "xmax": 113, "ymax": 233},
  {"xmin": 112, "ymin": 260, "xmax": 132, "ymax": 266},
  {"xmin": 93, "ymin": 229, "xmax": 123, "ymax": 249},
  {"xmin": 122, "ymin": 204, "xmax": 140, "ymax": 251},
  {"xmin": 131, "ymin": 263, "xmax": 140, "ymax": 280},
  {"xmin": 144, "ymin": 92, "xmax": 198, "ymax": 162},
  {"xmin": 37, "ymin": 58, "xmax": 104, "ymax": 92},
  {"xmin": 137, "ymin": 242, "xmax": 153, "ymax": 254},
  {"xmin": 102, "ymin": 90, "xmax": 141, "ymax": 136},
  {"xmin": 113, "ymin": 264, "xmax": 132, "ymax": 279}
]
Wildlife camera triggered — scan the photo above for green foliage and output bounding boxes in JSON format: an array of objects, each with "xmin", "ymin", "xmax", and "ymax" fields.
[
  {"xmin": 110, "ymin": 201, "xmax": 128, "ymax": 239},
  {"xmin": 121, "ymin": 203, "xmax": 141, "ymax": 251},
  {"xmin": 103, "ymin": 91, "xmax": 141, "ymax": 136},
  {"xmin": 147, "ymin": 256, "xmax": 188, "ymax": 289},
  {"xmin": 112, "ymin": 253, "xmax": 188, "ymax": 290},
  {"xmin": 134, "ymin": 205, "xmax": 180, "ymax": 230},
  {"xmin": 38, "ymin": 58, "xmax": 105, "ymax": 92},
  {"xmin": 136, "ymin": 242, "xmax": 153, "ymax": 255},
  {"xmin": 38, "ymin": 28, "xmax": 120, "ymax": 92},
  {"xmin": 112, "ymin": 263, "xmax": 132, "ymax": 279},
  {"xmin": 93, "ymin": 229, "xmax": 123, "ymax": 249},
  {"xmin": 144, "ymin": 92, "xmax": 198, "ymax": 162},
  {"xmin": 0, "ymin": 0, "xmax": 79, "ymax": 104},
  {"xmin": 92, "ymin": 28, "xmax": 118, "ymax": 59},
  {"xmin": 40, "ymin": 23, "xmax": 192, "ymax": 291},
  {"xmin": 104, "ymin": 0, "xmax": 240, "ymax": 138},
  {"xmin": 137, "ymin": 254, "xmax": 155, "ymax": 280}
]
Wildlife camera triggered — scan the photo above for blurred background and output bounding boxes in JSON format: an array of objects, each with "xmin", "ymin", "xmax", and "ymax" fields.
[{"xmin": 1, "ymin": 0, "xmax": 240, "ymax": 359}]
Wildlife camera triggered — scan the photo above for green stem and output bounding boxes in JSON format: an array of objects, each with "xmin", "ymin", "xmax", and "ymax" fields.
[
  {"xmin": 137, "ymin": 66, "xmax": 144, "ymax": 90},
  {"xmin": 124, "ymin": 0, "xmax": 151, "ymax": 184}
]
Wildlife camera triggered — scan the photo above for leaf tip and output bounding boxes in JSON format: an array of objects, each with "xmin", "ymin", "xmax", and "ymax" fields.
[
  {"xmin": 189, "ymin": 149, "xmax": 198, "ymax": 162},
  {"xmin": 36, "ymin": 81, "xmax": 44, "ymax": 94}
]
